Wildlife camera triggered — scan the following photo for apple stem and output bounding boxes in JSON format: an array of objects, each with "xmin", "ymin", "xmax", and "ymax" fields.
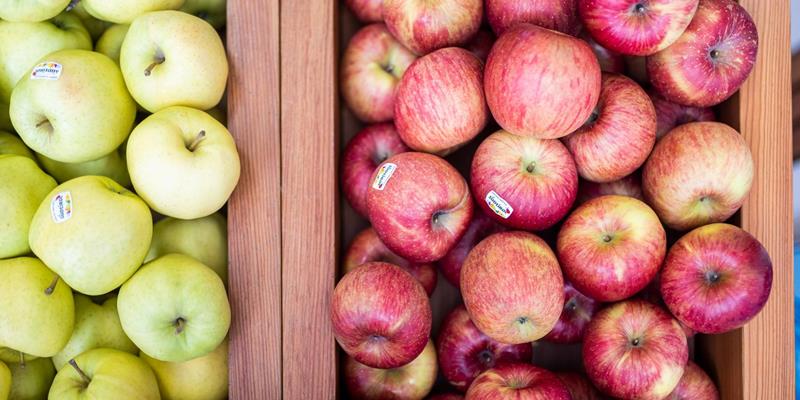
[
  {"xmin": 44, "ymin": 275, "xmax": 60, "ymax": 296},
  {"xmin": 66, "ymin": 0, "xmax": 80, "ymax": 11},
  {"xmin": 68, "ymin": 359, "xmax": 91, "ymax": 387},
  {"xmin": 18, "ymin": 351, "xmax": 25, "ymax": 368},
  {"xmin": 144, "ymin": 54, "xmax": 166, "ymax": 77},
  {"xmin": 175, "ymin": 317, "xmax": 186, "ymax": 334},
  {"xmin": 187, "ymin": 130, "xmax": 207, "ymax": 151}
]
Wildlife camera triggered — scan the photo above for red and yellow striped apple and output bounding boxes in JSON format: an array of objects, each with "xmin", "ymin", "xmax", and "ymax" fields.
[
  {"xmin": 384, "ymin": 0, "xmax": 482, "ymax": 55},
  {"xmin": 543, "ymin": 281, "xmax": 600, "ymax": 344},
  {"xmin": 344, "ymin": 340, "xmax": 437, "ymax": 400},
  {"xmin": 581, "ymin": 31, "xmax": 626, "ymax": 73},
  {"xmin": 437, "ymin": 210, "xmax": 506, "ymax": 288},
  {"xmin": 666, "ymin": 361, "xmax": 719, "ymax": 400},
  {"xmin": 345, "ymin": 0, "xmax": 383, "ymax": 22},
  {"xmin": 486, "ymin": 0, "xmax": 580, "ymax": 36},
  {"xmin": 577, "ymin": 172, "xmax": 643, "ymax": 204},
  {"xmin": 555, "ymin": 372, "xmax": 608, "ymax": 400},
  {"xmin": 466, "ymin": 363, "xmax": 571, "ymax": 399}
]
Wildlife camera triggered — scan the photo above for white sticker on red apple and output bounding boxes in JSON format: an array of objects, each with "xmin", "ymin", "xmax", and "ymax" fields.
[
  {"xmin": 30, "ymin": 62, "xmax": 63, "ymax": 81},
  {"xmin": 50, "ymin": 191, "xmax": 73, "ymax": 223},
  {"xmin": 485, "ymin": 190, "xmax": 513, "ymax": 219},
  {"xmin": 372, "ymin": 163, "xmax": 397, "ymax": 191}
]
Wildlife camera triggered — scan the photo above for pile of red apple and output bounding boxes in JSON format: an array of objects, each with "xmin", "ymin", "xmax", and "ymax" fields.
[{"xmin": 333, "ymin": 0, "xmax": 769, "ymax": 399}]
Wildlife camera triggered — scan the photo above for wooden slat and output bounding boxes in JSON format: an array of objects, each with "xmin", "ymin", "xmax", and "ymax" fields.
[{"xmin": 226, "ymin": 0, "xmax": 283, "ymax": 398}]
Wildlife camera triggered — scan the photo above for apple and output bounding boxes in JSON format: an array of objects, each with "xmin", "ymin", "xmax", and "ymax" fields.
[
  {"xmin": 637, "ymin": 274, "xmax": 697, "ymax": 338},
  {"xmin": 345, "ymin": 0, "xmax": 383, "ymax": 22},
  {"xmin": 367, "ymin": 152, "xmax": 473, "ymax": 263},
  {"xmin": 660, "ymin": 223, "xmax": 772, "ymax": 334},
  {"xmin": 120, "ymin": 10, "xmax": 228, "ymax": 113},
  {"xmin": 141, "ymin": 339, "xmax": 228, "ymax": 400},
  {"xmin": 667, "ymin": 361, "xmax": 719, "ymax": 399},
  {"xmin": 126, "ymin": 106, "xmax": 241, "ymax": 220},
  {"xmin": 0, "ymin": 361, "xmax": 9, "ymax": 400},
  {"xmin": 37, "ymin": 146, "xmax": 131, "ymax": 188},
  {"xmin": 8, "ymin": 357, "xmax": 56, "ymax": 399},
  {"xmin": 557, "ymin": 195, "xmax": 666, "ymax": 302},
  {"xmin": 466, "ymin": 363, "xmax": 571, "ymax": 399},
  {"xmin": 0, "ymin": 131, "xmax": 34, "ymax": 160},
  {"xmin": 486, "ymin": 0, "xmax": 580, "ymax": 36},
  {"xmin": 485, "ymin": 24, "xmax": 601, "ymax": 139},
  {"xmin": 0, "ymin": 155, "xmax": 56, "ymax": 259},
  {"xmin": 555, "ymin": 372, "xmax": 607, "ymax": 400},
  {"xmin": 83, "ymin": 0, "xmax": 185, "ymax": 23},
  {"xmin": 96, "ymin": 24, "xmax": 130, "ymax": 65},
  {"xmin": 48, "ymin": 348, "xmax": 160, "ymax": 400},
  {"xmin": 642, "ymin": 121, "xmax": 753, "ymax": 231},
  {"xmin": 576, "ymin": 172, "xmax": 643, "ymax": 204},
  {"xmin": 437, "ymin": 210, "xmax": 506, "ymax": 288},
  {"xmin": 461, "ymin": 231, "xmax": 564, "ymax": 344},
  {"xmin": 649, "ymin": 90, "xmax": 715, "ymax": 140},
  {"xmin": 581, "ymin": 31, "xmax": 625, "ymax": 73},
  {"xmin": 180, "ymin": 0, "xmax": 227, "ymax": 29},
  {"xmin": 118, "ymin": 254, "xmax": 231, "ymax": 363},
  {"xmin": 647, "ymin": 0, "xmax": 758, "ymax": 107},
  {"xmin": 67, "ymin": 0, "xmax": 111, "ymax": 40},
  {"xmin": 345, "ymin": 340, "xmax": 437, "ymax": 400},
  {"xmin": 331, "ymin": 262, "xmax": 432, "ymax": 369},
  {"xmin": 465, "ymin": 29, "xmax": 495, "ymax": 62},
  {"xmin": 0, "ymin": 348, "xmax": 37, "ymax": 365},
  {"xmin": 342, "ymin": 123, "xmax": 410, "ymax": 217},
  {"xmin": 562, "ymin": 73, "xmax": 655, "ymax": 182},
  {"xmin": 543, "ymin": 281, "xmax": 599, "ymax": 344},
  {"xmin": 0, "ymin": 0, "xmax": 71, "ymax": 22},
  {"xmin": 341, "ymin": 24, "xmax": 417, "ymax": 123},
  {"xmin": 383, "ymin": 0, "xmax": 482, "ymax": 55},
  {"xmin": 437, "ymin": 305, "xmax": 533, "ymax": 391},
  {"xmin": 470, "ymin": 130, "xmax": 578, "ymax": 230},
  {"xmin": 146, "ymin": 213, "xmax": 229, "ymax": 284},
  {"xmin": 427, "ymin": 394, "xmax": 463, "ymax": 400}
]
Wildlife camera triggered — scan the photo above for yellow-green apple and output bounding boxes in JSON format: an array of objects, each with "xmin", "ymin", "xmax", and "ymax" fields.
[
  {"xmin": 126, "ymin": 106, "xmax": 241, "ymax": 219},
  {"xmin": 0, "ymin": 0, "xmax": 70, "ymax": 22},
  {"xmin": 485, "ymin": 24, "xmax": 601, "ymax": 139},
  {"xmin": 120, "ymin": 10, "xmax": 227, "ymax": 112},
  {"xmin": 118, "ymin": 254, "xmax": 231, "ymax": 362},
  {"xmin": 557, "ymin": 195, "xmax": 666, "ymax": 301},
  {"xmin": 649, "ymin": 90, "xmax": 715, "ymax": 140},
  {"xmin": 581, "ymin": 31, "xmax": 626, "ymax": 73},
  {"xmin": 0, "ymin": 348, "xmax": 37, "ymax": 365},
  {"xmin": 141, "ymin": 339, "xmax": 228, "ymax": 400},
  {"xmin": 0, "ymin": 257, "xmax": 74, "ymax": 358},
  {"xmin": 0, "ymin": 361, "xmax": 9, "ymax": 400},
  {"xmin": 642, "ymin": 121, "xmax": 753, "ymax": 230},
  {"xmin": 555, "ymin": 372, "xmax": 607, "ymax": 400},
  {"xmin": 543, "ymin": 281, "xmax": 599, "ymax": 344},
  {"xmin": 344, "ymin": 340, "xmax": 437, "ymax": 400},
  {"xmin": 666, "ymin": 361, "xmax": 719, "ymax": 400},
  {"xmin": 0, "ymin": 155, "xmax": 56, "ymax": 259},
  {"xmin": 11, "ymin": 50, "xmax": 136, "ymax": 163},
  {"xmin": 342, "ymin": 123, "xmax": 410, "ymax": 216},
  {"xmin": 562, "ymin": 73, "xmax": 655, "ymax": 183},
  {"xmin": 180, "ymin": 0, "xmax": 227, "ymax": 29},
  {"xmin": 0, "ymin": 131, "xmax": 34, "ymax": 159},
  {"xmin": 341, "ymin": 24, "xmax": 416, "ymax": 123},
  {"xmin": 660, "ymin": 223, "xmax": 772, "ymax": 334},
  {"xmin": 344, "ymin": 227, "xmax": 437, "ymax": 295},
  {"xmin": 345, "ymin": 0, "xmax": 383, "ymax": 22},
  {"xmin": 461, "ymin": 231, "xmax": 564, "ymax": 344},
  {"xmin": 577, "ymin": 172, "xmax": 643, "ymax": 204},
  {"xmin": 29, "ymin": 176, "xmax": 152, "ymax": 295},
  {"xmin": 145, "ymin": 214, "xmax": 228, "ymax": 284},
  {"xmin": 67, "ymin": 1, "xmax": 111, "ymax": 40},
  {"xmin": 384, "ymin": 0, "xmax": 482, "ymax": 55},
  {"xmin": 331, "ymin": 262, "xmax": 432, "ymax": 369},
  {"xmin": 95, "ymin": 24, "xmax": 130, "ymax": 64},
  {"xmin": 48, "ymin": 348, "xmax": 160, "ymax": 400},
  {"xmin": 37, "ymin": 146, "xmax": 131, "ymax": 188},
  {"xmin": 367, "ymin": 152, "xmax": 473, "ymax": 263},
  {"xmin": 8, "ymin": 357, "xmax": 56, "ymax": 399},
  {"xmin": 437, "ymin": 210, "xmax": 506, "ymax": 288},
  {"xmin": 83, "ymin": 0, "xmax": 185, "ymax": 23},
  {"xmin": 52, "ymin": 294, "xmax": 138, "ymax": 370},
  {"xmin": 466, "ymin": 363, "xmax": 571, "ymax": 399},
  {"xmin": 437, "ymin": 305, "xmax": 533, "ymax": 392},
  {"xmin": 647, "ymin": 0, "xmax": 758, "ymax": 107},
  {"xmin": 395, "ymin": 47, "xmax": 487, "ymax": 154},
  {"xmin": 470, "ymin": 130, "xmax": 578, "ymax": 230},
  {"xmin": 486, "ymin": 0, "xmax": 580, "ymax": 36},
  {"xmin": 465, "ymin": 29, "xmax": 494, "ymax": 62}
]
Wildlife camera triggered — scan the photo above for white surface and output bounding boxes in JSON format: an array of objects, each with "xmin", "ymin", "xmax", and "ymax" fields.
[{"xmin": 794, "ymin": 0, "xmax": 800, "ymax": 52}]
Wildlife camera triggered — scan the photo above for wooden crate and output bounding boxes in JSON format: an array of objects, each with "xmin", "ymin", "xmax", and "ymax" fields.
[{"xmin": 228, "ymin": 0, "xmax": 795, "ymax": 398}]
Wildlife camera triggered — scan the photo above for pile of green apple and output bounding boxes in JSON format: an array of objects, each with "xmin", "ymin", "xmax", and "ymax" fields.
[{"xmin": 0, "ymin": 1, "xmax": 235, "ymax": 399}]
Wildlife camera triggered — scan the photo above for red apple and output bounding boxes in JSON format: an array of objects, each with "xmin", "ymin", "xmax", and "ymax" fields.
[
  {"xmin": 485, "ymin": 24, "xmax": 601, "ymax": 139},
  {"xmin": 660, "ymin": 223, "xmax": 772, "ymax": 334},
  {"xmin": 543, "ymin": 281, "xmax": 599, "ymax": 344},
  {"xmin": 577, "ymin": 172, "xmax": 643, "ymax": 204},
  {"xmin": 341, "ymin": 23, "xmax": 417, "ymax": 123},
  {"xmin": 583, "ymin": 300, "xmax": 688, "ymax": 400},
  {"xmin": 642, "ymin": 121, "xmax": 753, "ymax": 231},
  {"xmin": 486, "ymin": 0, "xmax": 580, "ymax": 36},
  {"xmin": 395, "ymin": 47, "xmax": 488, "ymax": 154},
  {"xmin": 437, "ymin": 305, "xmax": 534, "ymax": 392},
  {"xmin": 666, "ymin": 361, "xmax": 720, "ymax": 400},
  {"xmin": 581, "ymin": 31, "xmax": 626, "ymax": 73},
  {"xmin": 470, "ymin": 130, "xmax": 578, "ymax": 230},
  {"xmin": 331, "ymin": 262, "xmax": 432, "ymax": 368},
  {"xmin": 555, "ymin": 372, "xmax": 608, "ymax": 400},
  {"xmin": 345, "ymin": 339, "xmax": 437, "ymax": 400},
  {"xmin": 384, "ymin": 0, "xmax": 482, "ymax": 55},
  {"xmin": 562, "ymin": 73, "xmax": 655, "ymax": 183},
  {"xmin": 637, "ymin": 273, "xmax": 696, "ymax": 338},
  {"xmin": 647, "ymin": 0, "xmax": 758, "ymax": 107},
  {"xmin": 461, "ymin": 231, "xmax": 564, "ymax": 344},
  {"xmin": 367, "ymin": 152, "xmax": 473, "ymax": 263},
  {"xmin": 427, "ymin": 394, "xmax": 463, "ymax": 400},
  {"xmin": 557, "ymin": 195, "xmax": 666, "ymax": 302},
  {"xmin": 465, "ymin": 29, "xmax": 495, "ymax": 62},
  {"xmin": 466, "ymin": 363, "xmax": 571, "ymax": 399},
  {"xmin": 343, "ymin": 227, "xmax": 437, "ymax": 295},
  {"xmin": 437, "ymin": 210, "xmax": 506, "ymax": 288},
  {"xmin": 345, "ymin": 0, "xmax": 383, "ymax": 22},
  {"xmin": 649, "ymin": 90, "xmax": 715, "ymax": 140},
  {"xmin": 341, "ymin": 123, "xmax": 410, "ymax": 216}
]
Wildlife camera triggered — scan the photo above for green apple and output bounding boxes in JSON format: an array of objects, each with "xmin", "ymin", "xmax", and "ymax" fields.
[
  {"xmin": 8, "ymin": 357, "xmax": 56, "ymax": 400},
  {"xmin": 0, "ymin": 349, "xmax": 36, "ymax": 365},
  {"xmin": 48, "ymin": 348, "xmax": 159, "ymax": 400},
  {"xmin": 0, "ymin": 155, "xmax": 57, "ymax": 259},
  {"xmin": 0, "ymin": 131, "xmax": 34, "ymax": 160},
  {"xmin": 118, "ymin": 254, "xmax": 230, "ymax": 363},
  {"xmin": 10, "ymin": 49, "xmax": 136, "ymax": 163},
  {"xmin": 83, "ymin": 0, "xmax": 185, "ymax": 24},
  {"xmin": 28, "ymin": 176, "xmax": 152, "ymax": 296},
  {"xmin": 95, "ymin": 24, "xmax": 129, "ymax": 65},
  {"xmin": 146, "ymin": 213, "xmax": 228, "ymax": 284},
  {"xmin": 120, "ymin": 10, "xmax": 228, "ymax": 113},
  {"xmin": 67, "ymin": 1, "xmax": 111, "ymax": 40},
  {"xmin": 37, "ymin": 146, "xmax": 131, "ymax": 187},
  {"xmin": 127, "ymin": 106, "xmax": 240, "ymax": 219},
  {"xmin": 0, "ymin": 257, "xmax": 74, "ymax": 358},
  {"xmin": 52, "ymin": 295, "xmax": 138, "ymax": 371},
  {"xmin": 0, "ymin": 0, "xmax": 71, "ymax": 22},
  {"xmin": 141, "ymin": 339, "xmax": 228, "ymax": 400},
  {"xmin": 0, "ymin": 361, "xmax": 9, "ymax": 400},
  {"xmin": 180, "ymin": 0, "xmax": 226, "ymax": 29}
]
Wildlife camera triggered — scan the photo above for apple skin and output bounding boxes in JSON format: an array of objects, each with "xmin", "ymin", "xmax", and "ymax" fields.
[
  {"xmin": 141, "ymin": 339, "xmax": 229, "ymax": 400},
  {"xmin": 461, "ymin": 231, "xmax": 564, "ymax": 344},
  {"xmin": 471, "ymin": 130, "xmax": 578, "ymax": 230},
  {"xmin": 0, "ymin": 131, "xmax": 35, "ymax": 160},
  {"xmin": 341, "ymin": 24, "xmax": 417, "ymax": 123},
  {"xmin": 583, "ymin": 300, "xmax": 688, "ymax": 400},
  {"xmin": 48, "ymin": 348, "xmax": 160, "ymax": 400},
  {"xmin": 464, "ymin": 29, "xmax": 495, "ymax": 62},
  {"xmin": 395, "ymin": 47, "xmax": 487, "ymax": 155},
  {"xmin": 660, "ymin": 223, "xmax": 772, "ymax": 335},
  {"xmin": 342, "ymin": 123, "xmax": 410, "ymax": 217},
  {"xmin": 344, "ymin": 339, "xmax": 437, "ymax": 400},
  {"xmin": 666, "ymin": 361, "xmax": 719, "ymax": 400},
  {"xmin": 8, "ymin": 357, "xmax": 56, "ymax": 400},
  {"xmin": 642, "ymin": 121, "xmax": 753, "ymax": 231},
  {"xmin": 555, "ymin": 372, "xmax": 608, "ymax": 400},
  {"xmin": 486, "ymin": 0, "xmax": 580, "ymax": 36},
  {"xmin": 0, "ymin": 0, "xmax": 71, "ymax": 22},
  {"xmin": 37, "ymin": 146, "xmax": 131, "ymax": 188},
  {"xmin": 96, "ymin": 24, "xmax": 130, "ymax": 65},
  {"xmin": 577, "ymin": 172, "xmax": 643, "ymax": 204},
  {"xmin": 331, "ymin": 262, "xmax": 432, "ymax": 369},
  {"xmin": 562, "ymin": 73, "xmax": 655, "ymax": 183},
  {"xmin": 581, "ymin": 31, "xmax": 626, "ymax": 73},
  {"xmin": 543, "ymin": 281, "xmax": 600, "ymax": 344},
  {"xmin": 437, "ymin": 304, "xmax": 533, "ymax": 392},
  {"xmin": 345, "ymin": 0, "xmax": 383, "ymax": 22},
  {"xmin": 83, "ymin": 0, "xmax": 185, "ymax": 24},
  {"xmin": 343, "ymin": 227, "xmax": 437, "ymax": 295},
  {"xmin": 383, "ymin": 0, "xmax": 482, "ymax": 55},
  {"xmin": 647, "ymin": 0, "xmax": 758, "ymax": 107},
  {"xmin": 466, "ymin": 363, "xmax": 572, "ymax": 399},
  {"xmin": 0, "ymin": 361, "xmax": 8, "ymax": 400},
  {"xmin": 485, "ymin": 24, "xmax": 601, "ymax": 139},
  {"xmin": 437, "ymin": 210, "xmax": 506, "ymax": 288},
  {"xmin": 367, "ymin": 152, "xmax": 473, "ymax": 263},
  {"xmin": 649, "ymin": 90, "xmax": 715, "ymax": 140}
]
